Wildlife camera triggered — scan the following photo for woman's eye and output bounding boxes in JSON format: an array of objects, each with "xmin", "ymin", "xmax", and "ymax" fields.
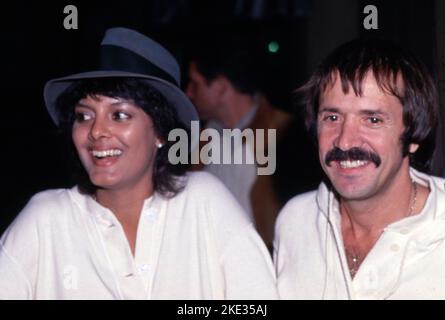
[
  {"xmin": 74, "ymin": 112, "xmax": 92, "ymax": 122},
  {"xmin": 113, "ymin": 111, "xmax": 131, "ymax": 120}
]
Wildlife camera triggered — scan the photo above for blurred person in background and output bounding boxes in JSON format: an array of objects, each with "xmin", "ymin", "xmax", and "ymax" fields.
[{"xmin": 186, "ymin": 35, "xmax": 293, "ymax": 250}]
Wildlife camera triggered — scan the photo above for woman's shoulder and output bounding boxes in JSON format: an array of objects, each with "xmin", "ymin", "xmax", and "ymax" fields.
[
  {"xmin": 181, "ymin": 171, "xmax": 241, "ymax": 205},
  {"xmin": 186, "ymin": 170, "xmax": 219, "ymax": 182},
  {"xmin": 184, "ymin": 171, "xmax": 229, "ymax": 194},
  {"xmin": 1, "ymin": 187, "xmax": 77, "ymax": 245},
  {"xmin": 13, "ymin": 187, "xmax": 78, "ymax": 224},
  {"xmin": 26, "ymin": 187, "xmax": 76, "ymax": 210},
  {"xmin": 179, "ymin": 171, "xmax": 251, "ymax": 224}
]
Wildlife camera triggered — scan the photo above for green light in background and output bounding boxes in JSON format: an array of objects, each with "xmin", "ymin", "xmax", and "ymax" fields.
[{"xmin": 268, "ymin": 41, "xmax": 279, "ymax": 53}]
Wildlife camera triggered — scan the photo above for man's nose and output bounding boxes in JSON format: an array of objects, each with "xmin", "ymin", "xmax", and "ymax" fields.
[
  {"xmin": 334, "ymin": 118, "xmax": 361, "ymax": 150},
  {"xmin": 185, "ymin": 83, "xmax": 194, "ymax": 100}
]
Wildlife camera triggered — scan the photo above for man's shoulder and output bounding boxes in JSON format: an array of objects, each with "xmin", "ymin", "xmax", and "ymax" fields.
[
  {"xmin": 250, "ymin": 95, "xmax": 292, "ymax": 131},
  {"xmin": 277, "ymin": 190, "xmax": 318, "ymax": 224},
  {"xmin": 413, "ymin": 169, "xmax": 445, "ymax": 202},
  {"xmin": 285, "ymin": 189, "xmax": 319, "ymax": 206},
  {"xmin": 425, "ymin": 173, "xmax": 445, "ymax": 211}
]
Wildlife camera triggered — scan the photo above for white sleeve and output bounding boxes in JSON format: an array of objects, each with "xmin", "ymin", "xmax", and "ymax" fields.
[
  {"xmin": 0, "ymin": 191, "xmax": 51, "ymax": 300},
  {"xmin": 0, "ymin": 243, "xmax": 32, "ymax": 299},
  {"xmin": 221, "ymin": 226, "xmax": 278, "ymax": 299},
  {"xmin": 190, "ymin": 172, "xmax": 278, "ymax": 299}
]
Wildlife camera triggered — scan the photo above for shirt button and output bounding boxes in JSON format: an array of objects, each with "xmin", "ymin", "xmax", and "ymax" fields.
[
  {"xmin": 390, "ymin": 244, "xmax": 400, "ymax": 252},
  {"xmin": 99, "ymin": 214, "xmax": 115, "ymax": 228},
  {"xmin": 144, "ymin": 209, "xmax": 157, "ymax": 221},
  {"xmin": 400, "ymin": 228, "xmax": 410, "ymax": 235},
  {"xmin": 137, "ymin": 264, "xmax": 150, "ymax": 274},
  {"xmin": 363, "ymin": 266, "xmax": 379, "ymax": 290}
]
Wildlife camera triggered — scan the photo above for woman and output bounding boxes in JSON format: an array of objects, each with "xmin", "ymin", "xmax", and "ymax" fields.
[{"xmin": 0, "ymin": 27, "xmax": 277, "ymax": 299}]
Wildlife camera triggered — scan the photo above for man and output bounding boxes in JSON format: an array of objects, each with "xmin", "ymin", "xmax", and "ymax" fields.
[
  {"xmin": 274, "ymin": 39, "xmax": 443, "ymax": 299},
  {"xmin": 186, "ymin": 37, "xmax": 292, "ymax": 250}
]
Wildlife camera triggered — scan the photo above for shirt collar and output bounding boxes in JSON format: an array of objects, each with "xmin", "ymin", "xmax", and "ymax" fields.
[
  {"xmin": 317, "ymin": 168, "xmax": 445, "ymax": 239},
  {"xmin": 69, "ymin": 186, "xmax": 163, "ymax": 226},
  {"xmin": 234, "ymin": 94, "xmax": 260, "ymax": 130}
]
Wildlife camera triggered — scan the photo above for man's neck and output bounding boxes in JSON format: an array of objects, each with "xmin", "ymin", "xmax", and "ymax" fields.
[
  {"xmin": 219, "ymin": 93, "xmax": 257, "ymax": 129},
  {"xmin": 340, "ymin": 169, "xmax": 414, "ymax": 234}
]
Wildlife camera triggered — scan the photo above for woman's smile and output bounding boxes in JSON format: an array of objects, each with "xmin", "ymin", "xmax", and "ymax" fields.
[{"xmin": 72, "ymin": 94, "xmax": 159, "ymax": 190}]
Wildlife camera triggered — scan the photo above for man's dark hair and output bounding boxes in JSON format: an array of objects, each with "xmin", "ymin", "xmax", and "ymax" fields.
[
  {"xmin": 298, "ymin": 38, "xmax": 438, "ymax": 172},
  {"xmin": 191, "ymin": 36, "xmax": 262, "ymax": 95},
  {"xmin": 56, "ymin": 77, "xmax": 189, "ymax": 197}
]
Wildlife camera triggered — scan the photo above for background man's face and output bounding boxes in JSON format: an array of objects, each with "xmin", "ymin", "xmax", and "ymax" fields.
[
  {"xmin": 186, "ymin": 62, "xmax": 221, "ymax": 121},
  {"xmin": 317, "ymin": 72, "xmax": 413, "ymax": 201}
]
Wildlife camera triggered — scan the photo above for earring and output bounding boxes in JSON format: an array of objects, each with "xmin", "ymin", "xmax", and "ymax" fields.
[{"xmin": 156, "ymin": 142, "xmax": 164, "ymax": 149}]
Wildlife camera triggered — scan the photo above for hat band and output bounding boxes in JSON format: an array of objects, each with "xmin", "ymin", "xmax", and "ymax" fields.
[{"xmin": 100, "ymin": 45, "xmax": 179, "ymax": 86}]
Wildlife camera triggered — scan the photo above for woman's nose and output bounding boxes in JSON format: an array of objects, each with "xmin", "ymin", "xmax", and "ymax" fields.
[{"xmin": 89, "ymin": 117, "xmax": 111, "ymax": 140}]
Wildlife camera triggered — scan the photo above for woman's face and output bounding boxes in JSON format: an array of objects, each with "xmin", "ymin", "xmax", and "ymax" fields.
[{"xmin": 72, "ymin": 94, "xmax": 160, "ymax": 192}]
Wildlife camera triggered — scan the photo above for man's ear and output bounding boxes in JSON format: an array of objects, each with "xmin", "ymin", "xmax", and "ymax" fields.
[
  {"xmin": 409, "ymin": 143, "xmax": 419, "ymax": 153},
  {"xmin": 213, "ymin": 75, "xmax": 231, "ymax": 95}
]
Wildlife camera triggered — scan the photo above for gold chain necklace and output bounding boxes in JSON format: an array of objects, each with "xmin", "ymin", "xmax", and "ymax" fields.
[{"xmin": 345, "ymin": 181, "xmax": 418, "ymax": 278}]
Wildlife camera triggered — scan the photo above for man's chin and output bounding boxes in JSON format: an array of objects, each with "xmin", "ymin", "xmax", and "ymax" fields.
[{"xmin": 333, "ymin": 184, "xmax": 376, "ymax": 201}]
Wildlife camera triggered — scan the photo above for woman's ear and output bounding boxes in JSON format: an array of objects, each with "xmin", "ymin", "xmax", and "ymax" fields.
[
  {"xmin": 155, "ymin": 139, "xmax": 164, "ymax": 149},
  {"xmin": 409, "ymin": 143, "xmax": 419, "ymax": 154}
]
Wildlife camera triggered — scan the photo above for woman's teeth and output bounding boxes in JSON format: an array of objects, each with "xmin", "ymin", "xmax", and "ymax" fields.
[
  {"xmin": 339, "ymin": 160, "xmax": 368, "ymax": 169},
  {"xmin": 91, "ymin": 149, "xmax": 123, "ymax": 158}
]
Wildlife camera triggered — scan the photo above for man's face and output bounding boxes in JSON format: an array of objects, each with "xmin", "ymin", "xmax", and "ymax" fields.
[
  {"xmin": 317, "ymin": 72, "xmax": 417, "ymax": 201},
  {"xmin": 186, "ymin": 62, "xmax": 221, "ymax": 121}
]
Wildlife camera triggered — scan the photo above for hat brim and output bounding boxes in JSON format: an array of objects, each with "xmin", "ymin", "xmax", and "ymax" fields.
[{"xmin": 44, "ymin": 71, "xmax": 199, "ymax": 129}]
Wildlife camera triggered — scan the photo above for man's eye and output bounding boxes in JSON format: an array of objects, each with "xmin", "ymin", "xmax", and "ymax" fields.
[
  {"xmin": 113, "ymin": 111, "xmax": 131, "ymax": 120},
  {"xmin": 368, "ymin": 117, "xmax": 382, "ymax": 124},
  {"xmin": 74, "ymin": 112, "xmax": 92, "ymax": 122},
  {"xmin": 323, "ymin": 115, "xmax": 338, "ymax": 122}
]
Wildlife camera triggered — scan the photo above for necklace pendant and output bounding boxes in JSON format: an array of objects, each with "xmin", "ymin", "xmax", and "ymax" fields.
[
  {"xmin": 346, "ymin": 250, "xmax": 360, "ymax": 278},
  {"xmin": 350, "ymin": 268, "xmax": 357, "ymax": 278}
]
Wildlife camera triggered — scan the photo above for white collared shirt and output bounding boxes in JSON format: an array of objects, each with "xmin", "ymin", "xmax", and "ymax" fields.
[
  {"xmin": 274, "ymin": 168, "xmax": 445, "ymax": 299},
  {"xmin": 0, "ymin": 172, "xmax": 277, "ymax": 299},
  {"xmin": 202, "ymin": 103, "xmax": 260, "ymax": 221}
]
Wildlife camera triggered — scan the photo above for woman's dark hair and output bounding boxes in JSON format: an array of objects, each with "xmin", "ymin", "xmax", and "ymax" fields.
[
  {"xmin": 56, "ymin": 77, "xmax": 190, "ymax": 197},
  {"xmin": 298, "ymin": 38, "xmax": 438, "ymax": 172}
]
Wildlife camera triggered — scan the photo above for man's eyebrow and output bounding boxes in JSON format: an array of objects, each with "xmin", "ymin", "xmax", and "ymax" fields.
[
  {"xmin": 359, "ymin": 109, "xmax": 388, "ymax": 116},
  {"xmin": 318, "ymin": 106, "xmax": 339, "ymax": 113},
  {"xmin": 317, "ymin": 107, "xmax": 390, "ymax": 117}
]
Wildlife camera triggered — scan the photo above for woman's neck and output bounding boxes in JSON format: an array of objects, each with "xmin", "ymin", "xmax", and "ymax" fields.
[{"xmin": 95, "ymin": 181, "xmax": 154, "ymax": 223}]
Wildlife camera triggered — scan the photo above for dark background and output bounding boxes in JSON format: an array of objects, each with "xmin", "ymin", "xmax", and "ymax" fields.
[{"xmin": 0, "ymin": 0, "xmax": 440, "ymax": 233}]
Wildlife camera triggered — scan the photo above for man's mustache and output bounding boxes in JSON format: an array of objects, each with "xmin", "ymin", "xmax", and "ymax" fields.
[{"xmin": 325, "ymin": 147, "xmax": 381, "ymax": 167}]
